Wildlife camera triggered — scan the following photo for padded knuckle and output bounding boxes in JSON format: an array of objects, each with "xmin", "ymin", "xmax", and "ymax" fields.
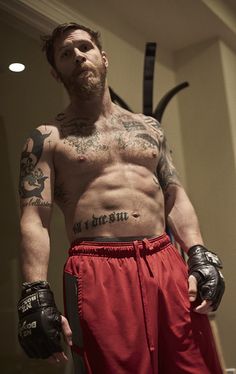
[{"xmin": 17, "ymin": 284, "xmax": 62, "ymax": 358}]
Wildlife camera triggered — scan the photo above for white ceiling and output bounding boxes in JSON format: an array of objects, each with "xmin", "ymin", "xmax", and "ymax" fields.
[
  {"xmin": 55, "ymin": 0, "xmax": 236, "ymax": 52},
  {"xmin": 0, "ymin": 0, "xmax": 236, "ymax": 53}
]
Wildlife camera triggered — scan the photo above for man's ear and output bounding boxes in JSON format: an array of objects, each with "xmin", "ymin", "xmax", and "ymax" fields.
[
  {"xmin": 51, "ymin": 68, "xmax": 61, "ymax": 82},
  {"xmin": 101, "ymin": 51, "xmax": 109, "ymax": 68}
]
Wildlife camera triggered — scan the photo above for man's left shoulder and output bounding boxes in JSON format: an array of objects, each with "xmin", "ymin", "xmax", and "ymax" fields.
[{"xmin": 138, "ymin": 114, "xmax": 161, "ymax": 129}]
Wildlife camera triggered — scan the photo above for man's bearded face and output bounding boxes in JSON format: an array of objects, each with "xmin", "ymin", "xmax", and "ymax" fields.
[
  {"xmin": 53, "ymin": 29, "xmax": 107, "ymax": 99},
  {"xmin": 57, "ymin": 57, "xmax": 107, "ymax": 98}
]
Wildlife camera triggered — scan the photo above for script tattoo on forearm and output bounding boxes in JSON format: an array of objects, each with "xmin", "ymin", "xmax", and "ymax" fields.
[
  {"xmin": 21, "ymin": 198, "xmax": 52, "ymax": 208},
  {"xmin": 73, "ymin": 211, "xmax": 129, "ymax": 234},
  {"xmin": 19, "ymin": 129, "xmax": 51, "ymax": 200}
]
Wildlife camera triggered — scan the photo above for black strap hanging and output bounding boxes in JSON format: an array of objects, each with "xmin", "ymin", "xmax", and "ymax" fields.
[{"xmin": 143, "ymin": 42, "xmax": 156, "ymax": 116}]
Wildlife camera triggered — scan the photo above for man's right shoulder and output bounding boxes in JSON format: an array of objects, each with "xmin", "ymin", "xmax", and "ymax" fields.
[
  {"xmin": 35, "ymin": 121, "xmax": 60, "ymax": 138},
  {"xmin": 26, "ymin": 121, "xmax": 60, "ymax": 146},
  {"xmin": 21, "ymin": 122, "xmax": 61, "ymax": 161}
]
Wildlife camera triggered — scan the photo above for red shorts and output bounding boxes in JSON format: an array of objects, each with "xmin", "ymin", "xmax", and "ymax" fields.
[{"xmin": 63, "ymin": 233, "xmax": 223, "ymax": 374}]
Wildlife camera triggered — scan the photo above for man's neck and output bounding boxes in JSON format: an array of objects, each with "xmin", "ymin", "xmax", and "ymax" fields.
[{"xmin": 67, "ymin": 85, "xmax": 114, "ymax": 121}]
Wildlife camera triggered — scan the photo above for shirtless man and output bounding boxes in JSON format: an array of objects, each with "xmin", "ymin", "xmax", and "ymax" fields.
[{"xmin": 17, "ymin": 23, "xmax": 225, "ymax": 373}]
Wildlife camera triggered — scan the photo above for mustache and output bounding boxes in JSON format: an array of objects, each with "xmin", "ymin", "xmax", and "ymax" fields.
[{"xmin": 73, "ymin": 64, "xmax": 95, "ymax": 77}]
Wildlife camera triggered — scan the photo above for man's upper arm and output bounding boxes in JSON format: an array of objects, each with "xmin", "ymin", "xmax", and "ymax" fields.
[
  {"xmin": 155, "ymin": 122, "xmax": 180, "ymax": 192},
  {"xmin": 19, "ymin": 125, "xmax": 55, "ymax": 226},
  {"xmin": 141, "ymin": 116, "xmax": 182, "ymax": 215},
  {"xmin": 141, "ymin": 114, "xmax": 180, "ymax": 191}
]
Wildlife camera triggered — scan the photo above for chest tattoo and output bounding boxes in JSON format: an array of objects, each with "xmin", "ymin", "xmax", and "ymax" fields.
[
  {"xmin": 135, "ymin": 133, "xmax": 160, "ymax": 150},
  {"xmin": 64, "ymin": 131, "xmax": 109, "ymax": 154},
  {"xmin": 58, "ymin": 112, "xmax": 162, "ymax": 155}
]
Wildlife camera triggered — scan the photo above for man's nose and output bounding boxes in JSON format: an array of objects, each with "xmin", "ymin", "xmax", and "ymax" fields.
[{"xmin": 74, "ymin": 49, "xmax": 86, "ymax": 64}]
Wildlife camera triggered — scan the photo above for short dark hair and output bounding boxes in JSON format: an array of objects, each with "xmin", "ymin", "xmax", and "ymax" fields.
[{"xmin": 41, "ymin": 22, "xmax": 103, "ymax": 69}]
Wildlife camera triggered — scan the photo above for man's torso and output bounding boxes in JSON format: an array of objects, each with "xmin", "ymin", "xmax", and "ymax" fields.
[{"xmin": 46, "ymin": 105, "xmax": 166, "ymax": 241}]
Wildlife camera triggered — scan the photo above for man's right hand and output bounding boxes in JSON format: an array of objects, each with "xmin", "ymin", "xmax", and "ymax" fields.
[{"xmin": 17, "ymin": 281, "xmax": 69, "ymax": 360}]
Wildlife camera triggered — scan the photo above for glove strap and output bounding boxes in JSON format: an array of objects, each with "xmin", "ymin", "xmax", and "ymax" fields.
[
  {"xmin": 188, "ymin": 244, "xmax": 223, "ymax": 269},
  {"xmin": 21, "ymin": 280, "xmax": 50, "ymax": 296}
]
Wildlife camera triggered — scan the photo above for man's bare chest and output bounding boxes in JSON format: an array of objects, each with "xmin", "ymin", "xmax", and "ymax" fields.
[{"xmin": 54, "ymin": 114, "xmax": 162, "ymax": 172}]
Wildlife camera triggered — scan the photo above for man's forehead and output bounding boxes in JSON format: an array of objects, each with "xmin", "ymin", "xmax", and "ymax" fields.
[{"xmin": 55, "ymin": 29, "xmax": 93, "ymax": 48}]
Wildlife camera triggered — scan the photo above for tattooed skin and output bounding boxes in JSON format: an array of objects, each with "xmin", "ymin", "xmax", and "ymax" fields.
[
  {"xmin": 73, "ymin": 211, "xmax": 129, "ymax": 234},
  {"xmin": 65, "ymin": 132, "xmax": 109, "ymax": 154},
  {"xmin": 113, "ymin": 114, "xmax": 162, "ymax": 151},
  {"xmin": 134, "ymin": 115, "xmax": 181, "ymax": 191},
  {"xmin": 21, "ymin": 198, "xmax": 52, "ymax": 208},
  {"xmin": 143, "ymin": 116, "xmax": 161, "ymax": 130},
  {"xmin": 135, "ymin": 134, "xmax": 160, "ymax": 150},
  {"xmin": 120, "ymin": 115, "xmax": 163, "ymax": 150},
  {"xmin": 59, "ymin": 117, "xmax": 109, "ymax": 154},
  {"xmin": 58, "ymin": 111, "xmax": 178, "ymax": 195},
  {"xmin": 58, "ymin": 111, "xmax": 163, "ymax": 157},
  {"xmin": 156, "ymin": 137, "xmax": 180, "ymax": 191},
  {"xmin": 54, "ymin": 183, "xmax": 68, "ymax": 205},
  {"xmin": 124, "ymin": 122, "xmax": 146, "ymax": 131},
  {"xmin": 19, "ymin": 129, "xmax": 51, "ymax": 199},
  {"xmin": 60, "ymin": 118, "xmax": 95, "ymax": 138}
]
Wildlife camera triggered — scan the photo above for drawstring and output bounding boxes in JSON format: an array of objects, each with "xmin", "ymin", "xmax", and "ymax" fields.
[
  {"xmin": 133, "ymin": 240, "xmax": 155, "ymax": 354},
  {"xmin": 142, "ymin": 239, "xmax": 154, "ymax": 277}
]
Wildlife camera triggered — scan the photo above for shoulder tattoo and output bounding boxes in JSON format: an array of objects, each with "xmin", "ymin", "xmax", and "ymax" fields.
[{"xmin": 19, "ymin": 129, "xmax": 51, "ymax": 200}]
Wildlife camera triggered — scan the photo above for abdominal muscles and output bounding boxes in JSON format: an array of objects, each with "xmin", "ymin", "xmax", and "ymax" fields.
[{"xmin": 62, "ymin": 163, "xmax": 166, "ymax": 241}]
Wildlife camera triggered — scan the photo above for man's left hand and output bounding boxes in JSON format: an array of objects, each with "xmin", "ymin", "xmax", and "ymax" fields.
[{"xmin": 187, "ymin": 245, "xmax": 225, "ymax": 313}]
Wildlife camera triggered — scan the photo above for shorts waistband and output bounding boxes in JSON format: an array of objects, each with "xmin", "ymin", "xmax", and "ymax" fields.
[{"xmin": 68, "ymin": 233, "xmax": 171, "ymax": 257}]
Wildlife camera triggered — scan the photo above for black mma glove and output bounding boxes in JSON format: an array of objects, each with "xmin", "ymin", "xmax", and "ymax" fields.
[
  {"xmin": 187, "ymin": 245, "xmax": 225, "ymax": 311},
  {"xmin": 17, "ymin": 281, "xmax": 62, "ymax": 359}
]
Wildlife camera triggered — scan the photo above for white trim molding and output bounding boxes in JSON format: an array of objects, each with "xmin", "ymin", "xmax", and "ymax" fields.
[{"xmin": 0, "ymin": 0, "xmax": 88, "ymax": 33}]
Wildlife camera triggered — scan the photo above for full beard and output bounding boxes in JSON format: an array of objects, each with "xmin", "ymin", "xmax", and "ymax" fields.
[{"xmin": 58, "ymin": 65, "xmax": 107, "ymax": 100}]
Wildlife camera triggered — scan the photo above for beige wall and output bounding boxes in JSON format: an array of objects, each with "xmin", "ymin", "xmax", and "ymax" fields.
[
  {"xmin": 175, "ymin": 38, "xmax": 236, "ymax": 367},
  {"xmin": 219, "ymin": 41, "xmax": 236, "ymax": 366},
  {"xmin": 221, "ymin": 41, "xmax": 236, "ymax": 165}
]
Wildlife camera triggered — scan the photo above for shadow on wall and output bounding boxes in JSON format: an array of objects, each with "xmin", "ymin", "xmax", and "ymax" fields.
[
  {"xmin": 0, "ymin": 115, "xmax": 19, "ymax": 286},
  {"xmin": 0, "ymin": 115, "xmax": 66, "ymax": 374},
  {"xmin": 0, "ymin": 115, "xmax": 20, "ymax": 366}
]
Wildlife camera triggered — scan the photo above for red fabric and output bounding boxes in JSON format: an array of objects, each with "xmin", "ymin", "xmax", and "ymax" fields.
[{"xmin": 64, "ymin": 234, "xmax": 223, "ymax": 374}]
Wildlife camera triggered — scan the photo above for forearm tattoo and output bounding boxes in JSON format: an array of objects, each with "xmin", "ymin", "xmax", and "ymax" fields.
[{"xmin": 19, "ymin": 129, "xmax": 51, "ymax": 206}]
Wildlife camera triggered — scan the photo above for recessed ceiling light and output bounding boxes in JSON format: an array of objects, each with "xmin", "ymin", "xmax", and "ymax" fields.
[{"xmin": 9, "ymin": 63, "xmax": 25, "ymax": 72}]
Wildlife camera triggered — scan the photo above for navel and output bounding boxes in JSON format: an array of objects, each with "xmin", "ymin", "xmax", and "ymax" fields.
[{"xmin": 132, "ymin": 212, "xmax": 140, "ymax": 218}]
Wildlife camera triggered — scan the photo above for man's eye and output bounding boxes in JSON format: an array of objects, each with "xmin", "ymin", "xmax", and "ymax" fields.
[
  {"xmin": 80, "ymin": 44, "xmax": 90, "ymax": 52},
  {"xmin": 61, "ymin": 50, "xmax": 71, "ymax": 58}
]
